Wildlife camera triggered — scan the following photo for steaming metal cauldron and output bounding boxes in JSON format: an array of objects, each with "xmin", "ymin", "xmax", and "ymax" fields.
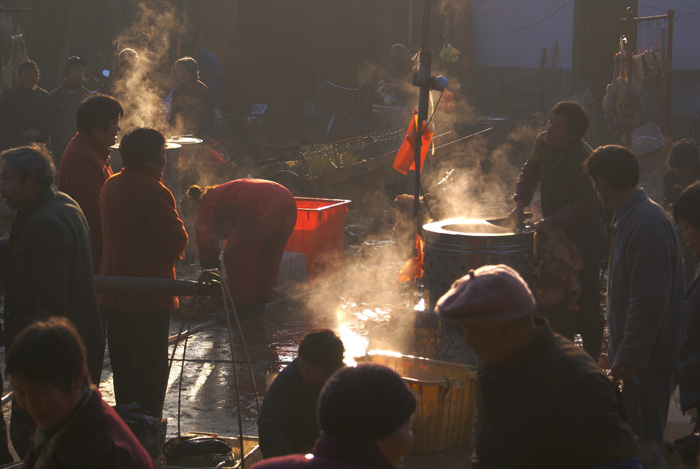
[{"xmin": 422, "ymin": 218, "xmax": 535, "ymax": 309}]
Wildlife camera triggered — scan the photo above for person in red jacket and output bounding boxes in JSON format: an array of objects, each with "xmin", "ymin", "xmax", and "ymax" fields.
[
  {"xmin": 7, "ymin": 317, "xmax": 154, "ymax": 468},
  {"xmin": 99, "ymin": 127, "xmax": 188, "ymax": 418},
  {"xmin": 58, "ymin": 94, "xmax": 123, "ymax": 273},
  {"xmin": 186, "ymin": 179, "xmax": 296, "ymax": 321}
]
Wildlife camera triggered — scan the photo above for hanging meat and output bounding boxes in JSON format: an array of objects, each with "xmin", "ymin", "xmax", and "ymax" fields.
[
  {"xmin": 531, "ymin": 226, "xmax": 583, "ymax": 311},
  {"xmin": 602, "ymin": 37, "xmax": 642, "ymax": 128},
  {"xmin": 1, "ymin": 33, "xmax": 30, "ymax": 90},
  {"xmin": 633, "ymin": 48, "xmax": 671, "ymax": 96}
]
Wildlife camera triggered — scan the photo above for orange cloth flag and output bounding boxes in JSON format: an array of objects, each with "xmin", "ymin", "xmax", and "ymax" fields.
[
  {"xmin": 398, "ymin": 233, "xmax": 424, "ymax": 283},
  {"xmin": 392, "ymin": 111, "xmax": 434, "ymax": 175}
]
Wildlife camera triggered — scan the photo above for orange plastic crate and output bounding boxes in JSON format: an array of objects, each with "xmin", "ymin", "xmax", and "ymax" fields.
[{"xmin": 285, "ymin": 198, "xmax": 351, "ymax": 276}]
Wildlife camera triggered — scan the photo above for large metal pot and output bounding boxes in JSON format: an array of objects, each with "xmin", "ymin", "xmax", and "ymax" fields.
[{"xmin": 422, "ymin": 218, "xmax": 535, "ymax": 309}]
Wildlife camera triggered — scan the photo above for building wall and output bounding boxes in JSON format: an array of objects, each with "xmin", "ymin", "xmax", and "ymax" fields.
[{"xmin": 470, "ymin": 0, "xmax": 576, "ymax": 116}]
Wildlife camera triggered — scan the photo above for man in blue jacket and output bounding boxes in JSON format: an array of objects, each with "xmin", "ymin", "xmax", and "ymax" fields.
[{"xmin": 585, "ymin": 145, "xmax": 685, "ymax": 469}]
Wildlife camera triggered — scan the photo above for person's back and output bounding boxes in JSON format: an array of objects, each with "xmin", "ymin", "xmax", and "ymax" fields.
[{"xmin": 475, "ymin": 324, "xmax": 638, "ymax": 468}]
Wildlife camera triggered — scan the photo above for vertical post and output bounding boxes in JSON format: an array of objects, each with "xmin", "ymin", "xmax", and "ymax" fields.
[
  {"xmin": 624, "ymin": 9, "xmax": 635, "ymax": 148},
  {"xmin": 413, "ymin": 0, "xmax": 432, "ymax": 247},
  {"xmin": 665, "ymin": 10, "xmax": 674, "ymax": 136}
]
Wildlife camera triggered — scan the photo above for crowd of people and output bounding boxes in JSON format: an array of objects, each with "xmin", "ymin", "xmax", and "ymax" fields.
[{"xmin": 0, "ymin": 32, "xmax": 696, "ymax": 469}]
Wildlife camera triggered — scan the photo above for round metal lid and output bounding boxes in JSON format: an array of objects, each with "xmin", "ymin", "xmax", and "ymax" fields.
[
  {"xmin": 423, "ymin": 218, "xmax": 533, "ymax": 237},
  {"xmin": 111, "ymin": 142, "xmax": 182, "ymax": 150},
  {"xmin": 168, "ymin": 136, "xmax": 203, "ymax": 145}
]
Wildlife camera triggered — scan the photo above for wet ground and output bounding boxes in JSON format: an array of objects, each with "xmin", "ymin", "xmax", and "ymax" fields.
[{"xmin": 0, "ymin": 142, "xmax": 686, "ymax": 468}]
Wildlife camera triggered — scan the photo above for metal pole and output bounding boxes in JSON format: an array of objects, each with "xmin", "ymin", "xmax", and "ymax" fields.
[
  {"xmin": 624, "ymin": 9, "xmax": 635, "ymax": 148},
  {"xmin": 413, "ymin": 0, "xmax": 432, "ymax": 251},
  {"xmin": 665, "ymin": 10, "xmax": 674, "ymax": 136}
]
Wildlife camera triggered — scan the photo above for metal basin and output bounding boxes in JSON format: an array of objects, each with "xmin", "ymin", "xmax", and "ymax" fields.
[{"xmin": 422, "ymin": 218, "xmax": 534, "ymax": 309}]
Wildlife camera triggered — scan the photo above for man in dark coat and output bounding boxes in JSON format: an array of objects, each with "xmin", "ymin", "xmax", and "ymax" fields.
[
  {"xmin": 511, "ymin": 101, "xmax": 604, "ymax": 360},
  {"xmin": 49, "ymin": 56, "xmax": 92, "ymax": 166},
  {"xmin": 169, "ymin": 57, "xmax": 215, "ymax": 142},
  {"xmin": 585, "ymin": 145, "xmax": 685, "ymax": 468},
  {"xmin": 258, "ymin": 330, "xmax": 345, "ymax": 458},
  {"xmin": 7, "ymin": 317, "xmax": 153, "ymax": 468},
  {"xmin": 0, "ymin": 61, "xmax": 51, "ymax": 150},
  {"xmin": 436, "ymin": 264, "xmax": 641, "ymax": 469},
  {"xmin": 0, "ymin": 144, "xmax": 105, "ymax": 457},
  {"xmin": 673, "ymin": 182, "xmax": 700, "ymax": 415}
]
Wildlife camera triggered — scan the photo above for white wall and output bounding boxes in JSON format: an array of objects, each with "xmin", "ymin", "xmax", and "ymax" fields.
[
  {"xmin": 638, "ymin": 0, "xmax": 700, "ymax": 70},
  {"xmin": 471, "ymin": 0, "xmax": 575, "ymax": 70}
]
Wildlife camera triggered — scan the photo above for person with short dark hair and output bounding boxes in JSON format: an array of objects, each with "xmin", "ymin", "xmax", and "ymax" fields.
[
  {"xmin": 672, "ymin": 182, "xmax": 700, "ymax": 420},
  {"xmin": 0, "ymin": 144, "xmax": 105, "ymax": 457},
  {"xmin": 584, "ymin": 144, "xmax": 685, "ymax": 468},
  {"xmin": 258, "ymin": 329, "xmax": 345, "ymax": 459},
  {"xmin": 253, "ymin": 363, "xmax": 416, "ymax": 469},
  {"xmin": 433, "ymin": 265, "xmax": 641, "ymax": 468},
  {"xmin": 0, "ymin": 61, "xmax": 51, "ymax": 150},
  {"xmin": 49, "ymin": 56, "xmax": 92, "ymax": 165},
  {"xmin": 169, "ymin": 57, "xmax": 215, "ymax": 141},
  {"xmin": 664, "ymin": 139, "xmax": 700, "ymax": 210},
  {"xmin": 510, "ymin": 100, "xmax": 604, "ymax": 360},
  {"xmin": 179, "ymin": 34, "xmax": 223, "ymax": 103},
  {"xmin": 58, "ymin": 94, "xmax": 123, "ymax": 273},
  {"xmin": 8, "ymin": 317, "xmax": 154, "ymax": 468},
  {"xmin": 186, "ymin": 178, "xmax": 297, "ymax": 321},
  {"xmin": 99, "ymin": 127, "xmax": 187, "ymax": 418}
]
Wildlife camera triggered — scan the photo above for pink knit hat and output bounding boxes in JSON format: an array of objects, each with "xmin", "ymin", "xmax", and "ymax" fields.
[{"xmin": 435, "ymin": 264, "xmax": 535, "ymax": 323}]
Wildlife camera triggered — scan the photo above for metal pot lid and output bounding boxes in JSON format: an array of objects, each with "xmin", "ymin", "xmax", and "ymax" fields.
[
  {"xmin": 424, "ymin": 218, "xmax": 531, "ymax": 236},
  {"xmin": 112, "ymin": 142, "xmax": 182, "ymax": 150},
  {"xmin": 168, "ymin": 136, "xmax": 203, "ymax": 145}
]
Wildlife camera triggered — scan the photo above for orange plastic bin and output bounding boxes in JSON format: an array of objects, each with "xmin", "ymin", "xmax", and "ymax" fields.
[{"xmin": 285, "ymin": 198, "xmax": 351, "ymax": 276}]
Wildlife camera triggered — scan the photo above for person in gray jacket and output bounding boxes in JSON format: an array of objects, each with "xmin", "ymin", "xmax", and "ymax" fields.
[{"xmin": 584, "ymin": 144, "xmax": 685, "ymax": 469}]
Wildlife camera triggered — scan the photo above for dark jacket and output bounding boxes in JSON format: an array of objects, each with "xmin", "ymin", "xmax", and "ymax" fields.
[
  {"xmin": 194, "ymin": 48, "xmax": 223, "ymax": 103},
  {"xmin": 679, "ymin": 271, "xmax": 700, "ymax": 411},
  {"xmin": 0, "ymin": 85, "xmax": 51, "ymax": 150},
  {"xmin": 258, "ymin": 359, "xmax": 323, "ymax": 458},
  {"xmin": 474, "ymin": 318, "xmax": 639, "ymax": 468},
  {"xmin": 169, "ymin": 79, "xmax": 215, "ymax": 141},
  {"xmin": 251, "ymin": 436, "xmax": 394, "ymax": 469},
  {"xmin": 514, "ymin": 132, "xmax": 600, "ymax": 228},
  {"xmin": 607, "ymin": 189, "xmax": 685, "ymax": 369},
  {"xmin": 3, "ymin": 189, "xmax": 104, "ymax": 383},
  {"xmin": 514, "ymin": 132, "xmax": 604, "ymax": 315},
  {"xmin": 98, "ymin": 167, "xmax": 187, "ymax": 312},
  {"xmin": 49, "ymin": 83, "xmax": 92, "ymax": 163},
  {"xmin": 22, "ymin": 389, "xmax": 154, "ymax": 468}
]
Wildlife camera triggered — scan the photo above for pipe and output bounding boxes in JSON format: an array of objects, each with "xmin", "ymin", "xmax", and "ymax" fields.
[{"xmin": 94, "ymin": 275, "xmax": 221, "ymax": 296}]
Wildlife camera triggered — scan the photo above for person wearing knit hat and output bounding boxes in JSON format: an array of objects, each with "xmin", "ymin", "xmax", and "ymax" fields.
[
  {"xmin": 251, "ymin": 363, "xmax": 416, "ymax": 469},
  {"xmin": 434, "ymin": 264, "xmax": 641, "ymax": 468}
]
